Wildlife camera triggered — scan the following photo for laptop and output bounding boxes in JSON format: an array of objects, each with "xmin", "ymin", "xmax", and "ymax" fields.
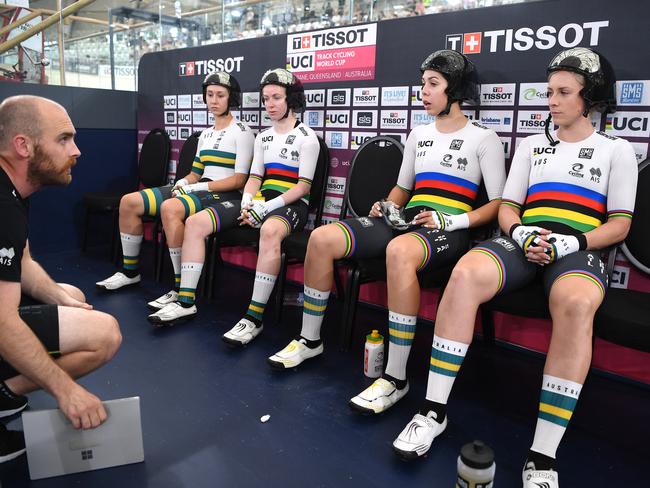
[{"xmin": 22, "ymin": 396, "xmax": 144, "ymax": 480}]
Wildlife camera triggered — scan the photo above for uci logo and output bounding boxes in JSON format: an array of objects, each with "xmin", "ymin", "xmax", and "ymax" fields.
[
  {"xmin": 262, "ymin": 135, "xmax": 273, "ymax": 143},
  {"xmin": 533, "ymin": 147, "xmax": 556, "ymax": 156},
  {"xmin": 306, "ymin": 92, "xmax": 324, "ymax": 105},
  {"xmin": 610, "ymin": 116, "xmax": 649, "ymax": 132},
  {"xmin": 328, "ymin": 114, "xmax": 349, "ymax": 125},
  {"xmin": 417, "ymin": 140, "xmax": 434, "ymax": 148}
]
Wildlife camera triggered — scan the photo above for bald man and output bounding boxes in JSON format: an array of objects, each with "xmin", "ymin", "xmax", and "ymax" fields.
[{"xmin": 0, "ymin": 95, "xmax": 122, "ymax": 463}]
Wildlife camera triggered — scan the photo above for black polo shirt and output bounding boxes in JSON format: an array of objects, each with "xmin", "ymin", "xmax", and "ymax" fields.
[{"xmin": 0, "ymin": 166, "xmax": 28, "ymax": 283}]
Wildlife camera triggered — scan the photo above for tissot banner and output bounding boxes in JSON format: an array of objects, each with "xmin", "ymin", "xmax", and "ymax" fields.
[{"xmin": 139, "ymin": 0, "xmax": 650, "ymax": 228}]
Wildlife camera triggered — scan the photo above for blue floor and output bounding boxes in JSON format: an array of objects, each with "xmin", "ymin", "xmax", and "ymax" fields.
[{"xmin": 1, "ymin": 248, "xmax": 649, "ymax": 487}]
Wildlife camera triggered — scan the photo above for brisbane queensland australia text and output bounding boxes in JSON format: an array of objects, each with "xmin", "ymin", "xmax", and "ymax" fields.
[{"xmin": 302, "ymin": 70, "xmax": 373, "ymax": 81}]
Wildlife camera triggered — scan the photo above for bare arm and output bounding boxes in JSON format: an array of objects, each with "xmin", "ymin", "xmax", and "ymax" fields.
[
  {"xmin": 20, "ymin": 242, "xmax": 90, "ymax": 309},
  {"xmin": 206, "ymin": 172, "xmax": 248, "ymax": 193},
  {"xmin": 583, "ymin": 217, "xmax": 631, "ymax": 250},
  {"xmin": 466, "ymin": 199, "xmax": 501, "ymax": 229}
]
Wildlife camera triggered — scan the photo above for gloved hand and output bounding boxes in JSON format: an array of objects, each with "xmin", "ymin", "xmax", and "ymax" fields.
[
  {"xmin": 240, "ymin": 192, "xmax": 254, "ymax": 210},
  {"xmin": 173, "ymin": 181, "xmax": 209, "ymax": 197},
  {"xmin": 545, "ymin": 233, "xmax": 582, "ymax": 262},
  {"xmin": 510, "ymin": 224, "xmax": 549, "ymax": 253},
  {"xmin": 172, "ymin": 178, "xmax": 189, "ymax": 191},
  {"xmin": 427, "ymin": 210, "xmax": 470, "ymax": 232},
  {"xmin": 246, "ymin": 201, "xmax": 269, "ymax": 228}
]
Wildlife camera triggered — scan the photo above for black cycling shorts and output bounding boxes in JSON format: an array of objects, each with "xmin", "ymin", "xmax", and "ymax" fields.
[
  {"xmin": 470, "ymin": 236, "xmax": 608, "ymax": 297},
  {"xmin": 333, "ymin": 216, "xmax": 469, "ymax": 272}
]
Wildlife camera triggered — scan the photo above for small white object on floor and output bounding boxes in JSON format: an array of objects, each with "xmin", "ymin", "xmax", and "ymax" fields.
[{"xmin": 260, "ymin": 414, "xmax": 271, "ymax": 423}]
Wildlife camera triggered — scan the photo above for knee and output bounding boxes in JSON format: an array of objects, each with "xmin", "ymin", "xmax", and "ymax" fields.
[
  {"xmin": 551, "ymin": 292, "xmax": 598, "ymax": 324},
  {"xmin": 184, "ymin": 214, "xmax": 210, "ymax": 240},
  {"xmin": 161, "ymin": 199, "xmax": 183, "ymax": 223},
  {"xmin": 386, "ymin": 238, "xmax": 419, "ymax": 271},
  {"xmin": 259, "ymin": 223, "xmax": 283, "ymax": 245},
  {"xmin": 95, "ymin": 312, "xmax": 122, "ymax": 361},
  {"xmin": 308, "ymin": 226, "xmax": 335, "ymax": 255},
  {"xmin": 119, "ymin": 193, "xmax": 141, "ymax": 215}
]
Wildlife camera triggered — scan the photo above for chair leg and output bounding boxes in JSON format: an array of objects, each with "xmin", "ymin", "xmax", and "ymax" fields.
[
  {"xmin": 480, "ymin": 307, "xmax": 496, "ymax": 346},
  {"xmin": 333, "ymin": 263, "xmax": 345, "ymax": 300},
  {"xmin": 340, "ymin": 266, "xmax": 361, "ymax": 352},
  {"xmin": 274, "ymin": 252, "xmax": 288, "ymax": 325},
  {"xmin": 155, "ymin": 225, "xmax": 166, "ymax": 283}
]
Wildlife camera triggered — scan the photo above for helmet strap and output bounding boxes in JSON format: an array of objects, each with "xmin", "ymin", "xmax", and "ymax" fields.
[{"xmin": 544, "ymin": 113, "xmax": 560, "ymax": 146}]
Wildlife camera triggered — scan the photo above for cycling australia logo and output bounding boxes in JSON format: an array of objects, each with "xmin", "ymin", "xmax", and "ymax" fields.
[{"xmin": 519, "ymin": 83, "xmax": 549, "ymax": 106}]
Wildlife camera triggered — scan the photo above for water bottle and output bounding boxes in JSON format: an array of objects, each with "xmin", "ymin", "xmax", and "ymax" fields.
[
  {"xmin": 456, "ymin": 440, "xmax": 495, "ymax": 488},
  {"xmin": 364, "ymin": 330, "xmax": 384, "ymax": 378}
]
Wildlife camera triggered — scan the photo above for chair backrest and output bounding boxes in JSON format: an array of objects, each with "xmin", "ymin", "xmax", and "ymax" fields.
[
  {"xmin": 621, "ymin": 158, "xmax": 650, "ymax": 274},
  {"xmin": 175, "ymin": 131, "xmax": 201, "ymax": 183},
  {"xmin": 138, "ymin": 128, "xmax": 171, "ymax": 188},
  {"xmin": 340, "ymin": 135, "xmax": 404, "ymax": 219},
  {"xmin": 309, "ymin": 136, "xmax": 330, "ymax": 226}
]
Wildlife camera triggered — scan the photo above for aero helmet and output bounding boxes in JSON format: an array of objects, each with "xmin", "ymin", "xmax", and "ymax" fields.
[
  {"xmin": 547, "ymin": 47, "xmax": 616, "ymax": 116},
  {"xmin": 420, "ymin": 49, "xmax": 479, "ymax": 115},
  {"xmin": 260, "ymin": 68, "xmax": 306, "ymax": 116},
  {"xmin": 202, "ymin": 71, "xmax": 242, "ymax": 109}
]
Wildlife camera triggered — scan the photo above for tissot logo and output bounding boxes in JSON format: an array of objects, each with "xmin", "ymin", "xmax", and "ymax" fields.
[
  {"xmin": 353, "ymin": 87, "xmax": 378, "ymax": 106},
  {"xmin": 446, "ymin": 20, "xmax": 609, "ymax": 54},
  {"xmin": 178, "ymin": 56, "xmax": 244, "ymax": 77},
  {"xmin": 293, "ymin": 26, "xmax": 371, "ymax": 50},
  {"xmin": 480, "ymin": 84, "xmax": 516, "ymax": 104}
]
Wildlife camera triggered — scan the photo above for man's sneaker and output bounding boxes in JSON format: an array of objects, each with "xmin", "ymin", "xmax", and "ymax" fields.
[
  {"xmin": 0, "ymin": 382, "xmax": 27, "ymax": 418},
  {"xmin": 268, "ymin": 337, "xmax": 323, "ymax": 369},
  {"xmin": 147, "ymin": 302, "xmax": 197, "ymax": 326},
  {"xmin": 147, "ymin": 290, "xmax": 179, "ymax": 310},
  {"xmin": 0, "ymin": 424, "xmax": 25, "ymax": 463},
  {"xmin": 393, "ymin": 411, "xmax": 448, "ymax": 460},
  {"xmin": 96, "ymin": 272, "xmax": 141, "ymax": 291},
  {"xmin": 222, "ymin": 318, "xmax": 262, "ymax": 347},
  {"xmin": 349, "ymin": 377, "xmax": 409, "ymax": 414},
  {"xmin": 522, "ymin": 462, "xmax": 559, "ymax": 488}
]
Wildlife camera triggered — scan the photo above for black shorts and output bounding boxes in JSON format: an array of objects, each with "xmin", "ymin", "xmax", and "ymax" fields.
[
  {"xmin": 471, "ymin": 236, "xmax": 608, "ymax": 297},
  {"xmin": 0, "ymin": 304, "xmax": 60, "ymax": 381},
  {"xmin": 139, "ymin": 183, "xmax": 241, "ymax": 219},
  {"xmin": 333, "ymin": 216, "xmax": 469, "ymax": 272},
  {"xmin": 207, "ymin": 201, "xmax": 309, "ymax": 236}
]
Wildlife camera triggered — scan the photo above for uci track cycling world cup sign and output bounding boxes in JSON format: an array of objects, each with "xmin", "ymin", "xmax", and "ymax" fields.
[{"xmin": 286, "ymin": 24, "xmax": 377, "ymax": 83}]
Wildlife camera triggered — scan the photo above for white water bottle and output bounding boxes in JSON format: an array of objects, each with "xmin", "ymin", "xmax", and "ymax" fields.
[
  {"xmin": 456, "ymin": 440, "xmax": 495, "ymax": 488},
  {"xmin": 364, "ymin": 330, "xmax": 384, "ymax": 378}
]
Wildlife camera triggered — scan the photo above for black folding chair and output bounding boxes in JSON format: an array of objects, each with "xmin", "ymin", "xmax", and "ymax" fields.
[
  {"xmin": 154, "ymin": 131, "xmax": 201, "ymax": 281},
  {"xmin": 334, "ymin": 136, "xmax": 404, "ymax": 350},
  {"xmin": 82, "ymin": 128, "xmax": 170, "ymax": 258},
  {"xmin": 481, "ymin": 158, "xmax": 650, "ymax": 354}
]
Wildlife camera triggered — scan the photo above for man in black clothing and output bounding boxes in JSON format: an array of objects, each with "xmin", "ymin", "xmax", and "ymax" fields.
[{"xmin": 0, "ymin": 95, "xmax": 122, "ymax": 463}]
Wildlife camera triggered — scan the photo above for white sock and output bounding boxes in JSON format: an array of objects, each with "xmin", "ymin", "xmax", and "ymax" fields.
[
  {"xmin": 300, "ymin": 285, "xmax": 330, "ymax": 341},
  {"xmin": 425, "ymin": 334, "xmax": 469, "ymax": 404},
  {"xmin": 384, "ymin": 311, "xmax": 417, "ymax": 381},
  {"xmin": 178, "ymin": 262, "xmax": 203, "ymax": 305}
]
